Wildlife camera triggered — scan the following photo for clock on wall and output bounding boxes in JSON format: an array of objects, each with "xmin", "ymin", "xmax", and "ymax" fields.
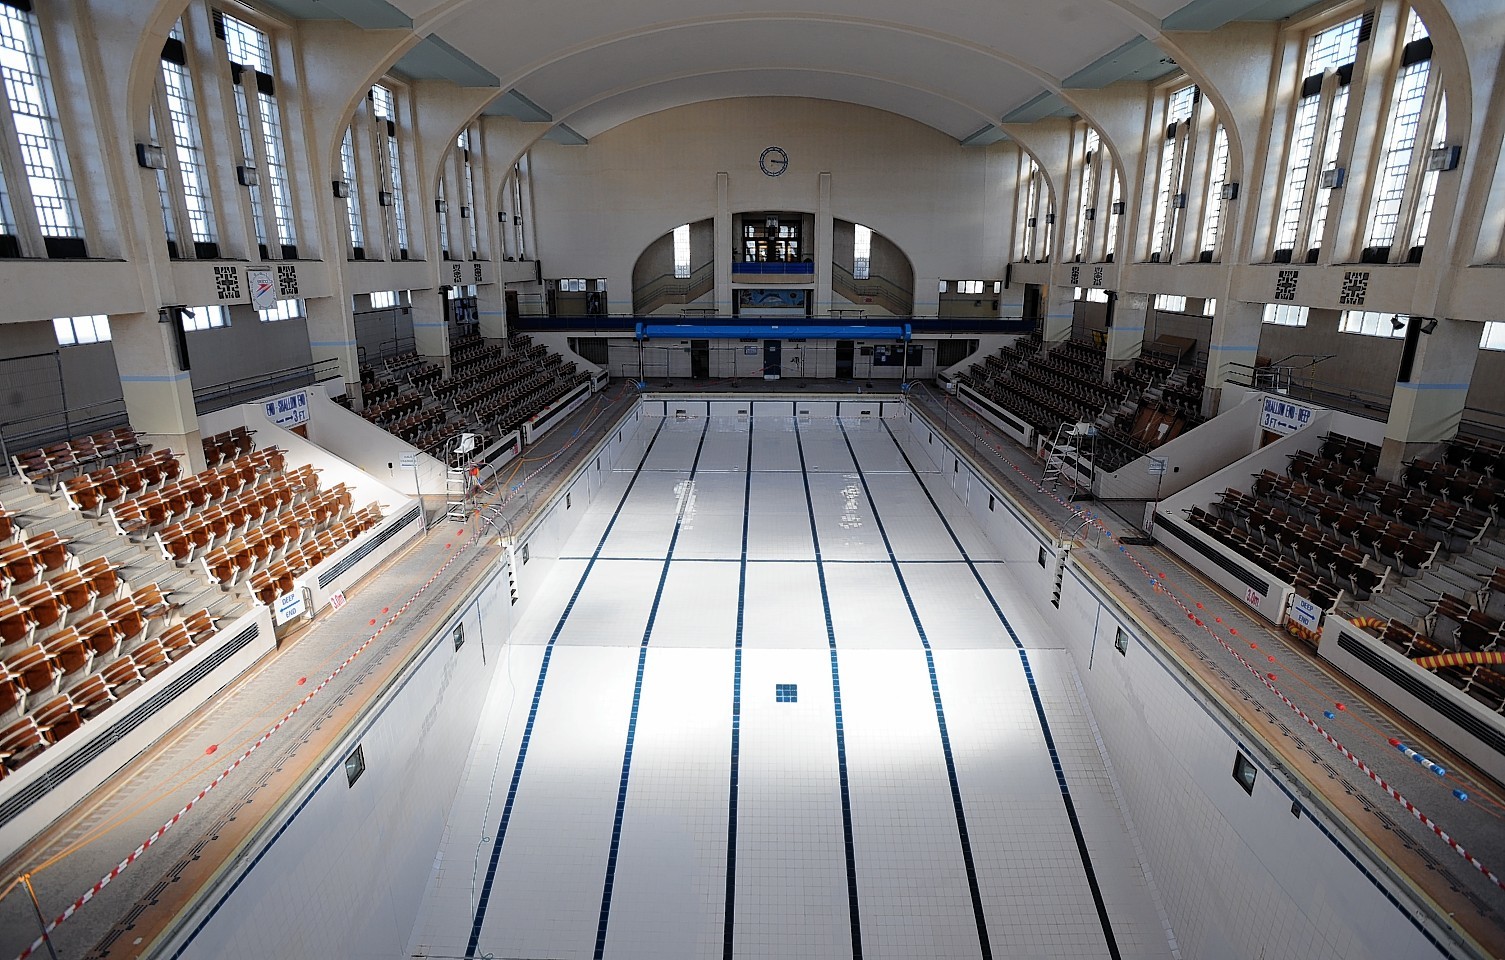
[{"xmin": 759, "ymin": 146, "xmax": 789, "ymax": 177}]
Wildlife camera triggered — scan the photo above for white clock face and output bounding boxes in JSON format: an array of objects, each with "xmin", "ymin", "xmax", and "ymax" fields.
[{"xmin": 759, "ymin": 146, "xmax": 789, "ymax": 177}]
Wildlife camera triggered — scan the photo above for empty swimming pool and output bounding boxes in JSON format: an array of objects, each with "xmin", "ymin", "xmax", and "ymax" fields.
[{"xmin": 408, "ymin": 412, "xmax": 1173, "ymax": 960}]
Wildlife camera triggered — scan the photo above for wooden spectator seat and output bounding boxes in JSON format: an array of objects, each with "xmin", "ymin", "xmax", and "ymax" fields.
[
  {"xmin": 16, "ymin": 583, "xmax": 65, "ymax": 634},
  {"xmin": 32, "ymin": 694, "xmax": 82, "ymax": 742},
  {"xmin": 158, "ymin": 622, "xmax": 196, "ymax": 660},
  {"xmin": 78, "ymin": 556, "xmax": 126, "ymax": 603},
  {"xmin": 98, "ymin": 656, "xmax": 144, "ymax": 697},
  {"xmin": 75, "ymin": 611, "xmax": 120, "ymax": 659},
  {"xmin": 50, "ymin": 570, "xmax": 98, "ymax": 624},
  {"xmin": 183, "ymin": 608, "xmax": 219, "ymax": 643},
  {"xmin": 69, "ymin": 674, "xmax": 115, "ymax": 719},
  {"xmin": 0, "ymin": 717, "xmax": 48, "ymax": 770},
  {"xmin": 0, "ymin": 598, "xmax": 36, "ymax": 648},
  {"xmin": 7, "ymin": 644, "xmax": 58, "ymax": 695},
  {"xmin": 42, "ymin": 627, "xmax": 91, "ymax": 679},
  {"xmin": 132, "ymin": 640, "xmax": 171, "ymax": 680},
  {"xmin": 0, "ymin": 676, "xmax": 20, "ymax": 716}
]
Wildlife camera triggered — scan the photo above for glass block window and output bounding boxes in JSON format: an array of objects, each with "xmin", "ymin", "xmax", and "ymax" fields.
[
  {"xmin": 369, "ymin": 289, "xmax": 399, "ymax": 309},
  {"xmin": 1154, "ymin": 294, "xmax": 1187, "ymax": 312},
  {"xmin": 774, "ymin": 683, "xmax": 798, "ymax": 703},
  {"xmin": 0, "ymin": 2, "xmax": 81, "ymax": 238},
  {"xmin": 53, "ymin": 314, "xmax": 109, "ymax": 346}
]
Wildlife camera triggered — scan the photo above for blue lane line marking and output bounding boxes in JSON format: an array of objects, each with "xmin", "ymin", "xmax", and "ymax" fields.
[
  {"xmin": 836, "ymin": 420, "xmax": 993, "ymax": 959},
  {"xmin": 594, "ymin": 417, "xmax": 711, "ymax": 959},
  {"xmin": 723, "ymin": 417, "xmax": 755, "ymax": 960},
  {"xmin": 879, "ymin": 417, "xmax": 1123, "ymax": 960},
  {"xmin": 794, "ymin": 417, "xmax": 865, "ymax": 960},
  {"xmin": 466, "ymin": 417, "xmax": 668, "ymax": 958}
]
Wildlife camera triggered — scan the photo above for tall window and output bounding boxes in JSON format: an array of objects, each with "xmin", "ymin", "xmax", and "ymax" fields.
[
  {"xmin": 853, "ymin": 223, "xmax": 872, "ymax": 279},
  {"xmin": 1275, "ymin": 14, "xmax": 1364, "ymax": 261},
  {"xmin": 510, "ymin": 161, "xmax": 526, "ymax": 258},
  {"xmin": 0, "ymin": 1, "xmax": 82, "ymax": 254},
  {"xmin": 1105, "ymin": 170, "xmax": 1121, "ymax": 261},
  {"xmin": 1020, "ymin": 158, "xmax": 1041, "ymax": 261},
  {"xmin": 371, "ymin": 84, "xmax": 409, "ymax": 257},
  {"xmin": 672, "ymin": 223, "xmax": 690, "ymax": 279},
  {"xmin": 1149, "ymin": 84, "xmax": 1198, "ymax": 262},
  {"xmin": 1074, "ymin": 126, "xmax": 1099, "ymax": 261},
  {"xmin": 158, "ymin": 21, "xmax": 216, "ymax": 256},
  {"xmin": 458, "ymin": 127, "xmax": 479, "ymax": 258},
  {"xmin": 340, "ymin": 126, "xmax": 364, "ymax": 254},
  {"xmin": 1363, "ymin": 10, "xmax": 1445, "ymax": 263},
  {"xmin": 436, "ymin": 178, "xmax": 450, "ymax": 259},
  {"xmin": 219, "ymin": 11, "xmax": 296, "ymax": 254},
  {"xmin": 1200, "ymin": 125, "xmax": 1230, "ymax": 259}
]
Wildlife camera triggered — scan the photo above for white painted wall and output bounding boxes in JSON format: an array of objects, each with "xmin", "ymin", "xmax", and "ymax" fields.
[{"xmin": 524, "ymin": 98, "xmax": 1017, "ymax": 317}]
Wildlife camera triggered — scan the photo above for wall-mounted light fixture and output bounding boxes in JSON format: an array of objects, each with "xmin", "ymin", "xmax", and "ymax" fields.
[
  {"xmin": 1420, "ymin": 317, "xmax": 1438, "ymax": 335},
  {"xmin": 378, "ymin": 190, "xmax": 393, "ymax": 206},
  {"xmin": 1390, "ymin": 315, "xmax": 1406, "ymax": 332},
  {"xmin": 331, "ymin": 179, "xmax": 350, "ymax": 199},
  {"xmin": 1427, "ymin": 146, "xmax": 1461, "ymax": 172},
  {"xmin": 136, "ymin": 143, "xmax": 166, "ymax": 169},
  {"xmin": 236, "ymin": 165, "xmax": 259, "ymax": 187},
  {"xmin": 1221, "ymin": 182, "xmax": 1240, "ymax": 201}
]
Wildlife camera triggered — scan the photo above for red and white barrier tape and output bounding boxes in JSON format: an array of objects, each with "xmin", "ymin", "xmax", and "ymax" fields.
[{"xmin": 13, "ymin": 536, "xmax": 475, "ymax": 960}]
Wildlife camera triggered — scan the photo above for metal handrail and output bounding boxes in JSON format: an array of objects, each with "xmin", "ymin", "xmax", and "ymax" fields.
[{"xmin": 193, "ymin": 357, "xmax": 343, "ymax": 414}]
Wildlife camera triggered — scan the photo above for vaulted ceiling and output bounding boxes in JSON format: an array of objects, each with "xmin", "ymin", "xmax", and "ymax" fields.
[{"xmin": 261, "ymin": 0, "xmax": 1317, "ymax": 141}]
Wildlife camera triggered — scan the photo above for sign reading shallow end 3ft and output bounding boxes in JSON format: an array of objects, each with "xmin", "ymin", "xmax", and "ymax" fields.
[
  {"xmin": 264, "ymin": 389, "xmax": 309, "ymax": 428},
  {"xmin": 1260, "ymin": 396, "xmax": 1313, "ymax": 435}
]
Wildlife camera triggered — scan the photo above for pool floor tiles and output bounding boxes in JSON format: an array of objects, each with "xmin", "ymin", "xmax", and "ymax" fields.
[{"xmin": 407, "ymin": 417, "xmax": 1173, "ymax": 959}]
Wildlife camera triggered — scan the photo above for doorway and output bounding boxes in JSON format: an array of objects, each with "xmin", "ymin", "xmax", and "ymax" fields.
[
  {"xmin": 835, "ymin": 340, "xmax": 854, "ymax": 380},
  {"xmin": 763, "ymin": 340, "xmax": 782, "ymax": 379},
  {"xmin": 690, "ymin": 340, "xmax": 710, "ymax": 379}
]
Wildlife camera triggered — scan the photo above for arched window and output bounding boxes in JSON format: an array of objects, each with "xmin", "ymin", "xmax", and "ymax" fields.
[
  {"xmin": 1073, "ymin": 125, "xmax": 1099, "ymax": 262},
  {"xmin": 1149, "ymin": 83, "xmax": 1199, "ymax": 262},
  {"xmin": 371, "ymin": 83, "xmax": 409, "ymax": 258},
  {"xmin": 218, "ymin": 10, "xmax": 297, "ymax": 257},
  {"xmin": 154, "ymin": 19, "xmax": 217, "ymax": 259}
]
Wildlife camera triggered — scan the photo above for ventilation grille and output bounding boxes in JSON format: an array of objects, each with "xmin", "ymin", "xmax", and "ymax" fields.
[
  {"xmin": 0, "ymin": 621, "xmax": 261, "ymax": 831},
  {"xmin": 1335, "ymin": 634, "xmax": 1505, "ymax": 756},
  {"xmin": 1154, "ymin": 515, "xmax": 1270, "ymax": 594},
  {"xmin": 318, "ymin": 505, "xmax": 422, "ymax": 589}
]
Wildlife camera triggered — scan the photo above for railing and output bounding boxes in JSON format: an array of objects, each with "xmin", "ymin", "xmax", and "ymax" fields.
[
  {"xmin": 831, "ymin": 262, "xmax": 912, "ymax": 315},
  {"xmin": 193, "ymin": 357, "xmax": 344, "ymax": 415},
  {"xmin": 731, "ymin": 260, "xmax": 814, "ymax": 275},
  {"xmin": 0, "ymin": 398, "xmax": 131, "ymax": 476},
  {"xmin": 1221, "ymin": 362, "xmax": 1393, "ymax": 420},
  {"xmin": 633, "ymin": 262, "xmax": 714, "ymax": 314}
]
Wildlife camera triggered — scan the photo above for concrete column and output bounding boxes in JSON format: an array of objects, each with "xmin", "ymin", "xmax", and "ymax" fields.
[
  {"xmin": 815, "ymin": 172, "xmax": 834, "ymax": 316},
  {"xmin": 714, "ymin": 172, "xmax": 731, "ymax": 315},
  {"xmin": 1104, "ymin": 291, "xmax": 1149, "ymax": 379},
  {"xmin": 305, "ymin": 296, "xmax": 362, "ymax": 409},
  {"xmin": 112, "ymin": 311, "xmax": 207, "ymax": 473},
  {"xmin": 475, "ymin": 282, "xmax": 506, "ymax": 340},
  {"xmin": 1042, "ymin": 285, "xmax": 1075, "ymax": 343},
  {"xmin": 1377, "ymin": 317, "xmax": 1480, "ymax": 479},
  {"xmin": 1203, "ymin": 299, "xmax": 1264, "ymax": 416},
  {"xmin": 412, "ymin": 290, "xmax": 451, "ymax": 369}
]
